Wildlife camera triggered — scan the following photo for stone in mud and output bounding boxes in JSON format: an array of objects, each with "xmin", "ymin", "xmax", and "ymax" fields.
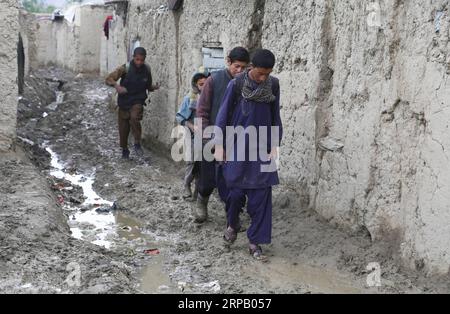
[
  {"xmin": 79, "ymin": 206, "xmax": 91, "ymax": 213},
  {"xmin": 69, "ymin": 196, "xmax": 83, "ymax": 204},
  {"xmin": 95, "ymin": 201, "xmax": 128, "ymax": 213},
  {"xmin": 95, "ymin": 206, "xmax": 112, "ymax": 214},
  {"xmin": 143, "ymin": 249, "xmax": 160, "ymax": 255}
]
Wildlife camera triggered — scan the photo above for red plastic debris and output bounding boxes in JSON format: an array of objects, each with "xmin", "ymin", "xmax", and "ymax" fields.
[
  {"xmin": 52, "ymin": 183, "xmax": 65, "ymax": 191},
  {"xmin": 143, "ymin": 249, "xmax": 160, "ymax": 255}
]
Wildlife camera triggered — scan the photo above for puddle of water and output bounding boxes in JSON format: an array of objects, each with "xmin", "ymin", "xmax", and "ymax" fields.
[
  {"xmin": 45, "ymin": 145, "xmax": 173, "ymax": 292},
  {"xmin": 114, "ymin": 214, "xmax": 174, "ymax": 294},
  {"xmin": 140, "ymin": 256, "xmax": 174, "ymax": 294},
  {"xmin": 141, "ymin": 230, "xmax": 181, "ymax": 246},
  {"xmin": 115, "ymin": 213, "xmax": 145, "ymax": 241},
  {"xmin": 46, "ymin": 146, "xmax": 115, "ymax": 248},
  {"xmin": 246, "ymin": 257, "xmax": 363, "ymax": 294}
]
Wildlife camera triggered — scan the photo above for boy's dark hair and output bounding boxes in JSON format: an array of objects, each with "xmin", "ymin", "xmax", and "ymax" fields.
[
  {"xmin": 192, "ymin": 72, "xmax": 209, "ymax": 84},
  {"xmin": 252, "ymin": 49, "xmax": 276, "ymax": 69},
  {"xmin": 133, "ymin": 47, "xmax": 147, "ymax": 58},
  {"xmin": 228, "ymin": 47, "xmax": 250, "ymax": 64}
]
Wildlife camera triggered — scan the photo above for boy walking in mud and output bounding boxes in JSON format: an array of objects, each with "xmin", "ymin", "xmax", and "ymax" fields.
[
  {"xmin": 105, "ymin": 47, "xmax": 160, "ymax": 159},
  {"xmin": 176, "ymin": 69, "xmax": 210, "ymax": 201},
  {"xmin": 194, "ymin": 47, "xmax": 250, "ymax": 223},
  {"xmin": 214, "ymin": 49, "xmax": 283, "ymax": 261}
]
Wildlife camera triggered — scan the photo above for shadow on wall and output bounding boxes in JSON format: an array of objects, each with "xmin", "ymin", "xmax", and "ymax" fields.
[{"xmin": 18, "ymin": 33, "xmax": 25, "ymax": 95}]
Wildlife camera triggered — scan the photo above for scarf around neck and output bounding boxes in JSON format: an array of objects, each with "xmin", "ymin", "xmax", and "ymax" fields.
[{"xmin": 242, "ymin": 70, "xmax": 276, "ymax": 103}]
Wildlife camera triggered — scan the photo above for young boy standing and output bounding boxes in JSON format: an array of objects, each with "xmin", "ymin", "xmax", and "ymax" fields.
[
  {"xmin": 176, "ymin": 70, "xmax": 209, "ymax": 200},
  {"xmin": 214, "ymin": 49, "xmax": 283, "ymax": 261},
  {"xmin": 105, "ymin": 47, "xmax": 160, "ymax": 159},
  {"xmin": 195, "ymin": 47, "xmax": 250, "ymax": 223}
]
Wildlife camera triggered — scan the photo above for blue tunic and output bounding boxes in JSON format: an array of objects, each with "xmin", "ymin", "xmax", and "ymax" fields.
[{"xmin": 215, "ymin": 76, "xmax": 283, "ymax": 190}]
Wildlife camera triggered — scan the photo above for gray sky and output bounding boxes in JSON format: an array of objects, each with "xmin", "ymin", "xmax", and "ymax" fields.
[
  {"xmin": 44, "ymin": 0, "xmax": 67, "ymax": 8},
  {"xmin": 43, "ymin": 0, "xmax": 105, "ymax": 8}
]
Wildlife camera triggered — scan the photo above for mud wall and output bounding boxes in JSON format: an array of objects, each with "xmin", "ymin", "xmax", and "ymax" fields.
[
  {"xmin": 261, "ymin": 0, "xmax": 450, "ymax": 275},
  {"xmin": 94, "ymin": 0, "xmax": 450, "ymax": 275},
  {"xmin": 79, "ymin": 6, "xmax": 113, "ymax": 73},
  {"xmin": 18, "ymin": 11, "xmax": 38, "ymax": 78},
  {"xmin": 0, "ymin": 0, "xmax": 19, "ymax": 152},
  {"xmin": 25, "ymin": 5, "xmax": 112, "ymax": 74},
  {"xmin": 100, "ymin": 4, "xmax": 128, "ymax": 76}
]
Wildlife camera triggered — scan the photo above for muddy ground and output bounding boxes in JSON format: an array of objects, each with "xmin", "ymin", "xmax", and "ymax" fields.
[{"xmin": 2, "ymin": 67, "xmax": 449, "ymax": 294}]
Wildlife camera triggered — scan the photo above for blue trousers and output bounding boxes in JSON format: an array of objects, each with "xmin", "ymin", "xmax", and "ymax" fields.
[{"xmin": 227, "ymin": 187, "xmax": 273, "ymax": 245}]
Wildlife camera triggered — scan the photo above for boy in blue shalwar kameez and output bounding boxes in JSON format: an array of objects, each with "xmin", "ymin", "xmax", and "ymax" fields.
[{"xmin": 214, "ymin": 49, "xmax": 283, "ymax": 261}]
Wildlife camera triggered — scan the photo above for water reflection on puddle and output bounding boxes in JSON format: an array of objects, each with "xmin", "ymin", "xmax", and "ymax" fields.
[
  {"xmin": 46, "ymin": 145, "xmax": 116, "ymax": 248},
  {"xmin": 46, "ymin": 144, "xmax": 173, "ymax": 293}
]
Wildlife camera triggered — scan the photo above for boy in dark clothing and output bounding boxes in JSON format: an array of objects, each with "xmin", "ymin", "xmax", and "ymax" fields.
[
  {"xmin": 194, "ymin": 47, "xmax": 250, "ymax": 223},
  {"xmin": 105, "ymin": 47, "xmax": 160, "ymax": 159},
  {"xmin": 214, "ymin": 49, "xmax": 283, "ymax": 261}
]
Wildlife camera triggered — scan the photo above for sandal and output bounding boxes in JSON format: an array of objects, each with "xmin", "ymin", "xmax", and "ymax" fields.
[
  {"xmin": 223, "ymin": 227, "xmax": 238, "ymax": 244},
  {"xmin": 249, "ymin": 245, "xmax": 268, "ymax": 262}
]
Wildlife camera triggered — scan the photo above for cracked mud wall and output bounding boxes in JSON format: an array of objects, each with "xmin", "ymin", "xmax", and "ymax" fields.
[
  {"xmin": 18, "ymin": 10, "xmax": 38, "ymax": 78},
  {"xmin": 117, "ymin": 0, "xmax": 450, "ymax": 275},
  {"xmin": 263, "ymin": 0, "xmax": 450, "ymax": 275},
  {"xmin": 78, "ymin": 6, "xmax": 113, "ymax": 73},
  {"xmin": 0, "ymin": 0, "xmax": 19, "ymax": 152},
  {"xmin": 100, "ymin": 5, "xmax": 128, "ymax": 76}
]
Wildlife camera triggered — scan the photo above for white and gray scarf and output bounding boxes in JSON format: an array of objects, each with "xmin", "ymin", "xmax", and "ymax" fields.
[{"xmin": 241, "ymin": 70, "xmax": 276, "ymax": 103}]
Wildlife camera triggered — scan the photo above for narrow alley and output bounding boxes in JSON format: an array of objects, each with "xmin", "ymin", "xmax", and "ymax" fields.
[
  {"xmin": 1, "ymin": 67, "xmax": 447, "ymax": 293},
  {"xmin": 1, "ymin": 0, "xmax": 450, "ymax": 296}
]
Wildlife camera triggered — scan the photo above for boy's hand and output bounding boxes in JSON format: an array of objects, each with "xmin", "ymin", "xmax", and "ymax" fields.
[
  {"xmin": 186, "ymin": 121, "xmax": 195, "ymax": 133},
  {"xmin": 268, "ymin": 147, "xmax": 278, "ymax": 161},
  {"xmin": 153, "ymin": 83, "xmax": 161, "ymax": 91},
  {"xmin": 115, "ymin": 85, "xmax": 128, "ymax": 95},
  {"xmin": 214, "ymin": 145, "xmax": 226, "ymax": 163},
  {"xmin": 193, "ymin": 124, "xmax": 201, "ymax": 133}
]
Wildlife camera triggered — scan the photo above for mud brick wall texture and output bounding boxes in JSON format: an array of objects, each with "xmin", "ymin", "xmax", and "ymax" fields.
[
  {"xmin": 0, "ymin": 0, "xmax": 19, "ymax": 152},
  {"xmin": 262, "ymin": 0, "xmax": 450, "ymax": 275},
  {"xmin": 23, "ymin": 0, "xmax": 450, "ymax": 275}
]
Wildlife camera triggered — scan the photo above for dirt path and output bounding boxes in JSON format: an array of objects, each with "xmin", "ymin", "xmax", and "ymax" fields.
[{"xmin": 8, "ymin": 67, "xmax": 449, "ymax": 294}]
